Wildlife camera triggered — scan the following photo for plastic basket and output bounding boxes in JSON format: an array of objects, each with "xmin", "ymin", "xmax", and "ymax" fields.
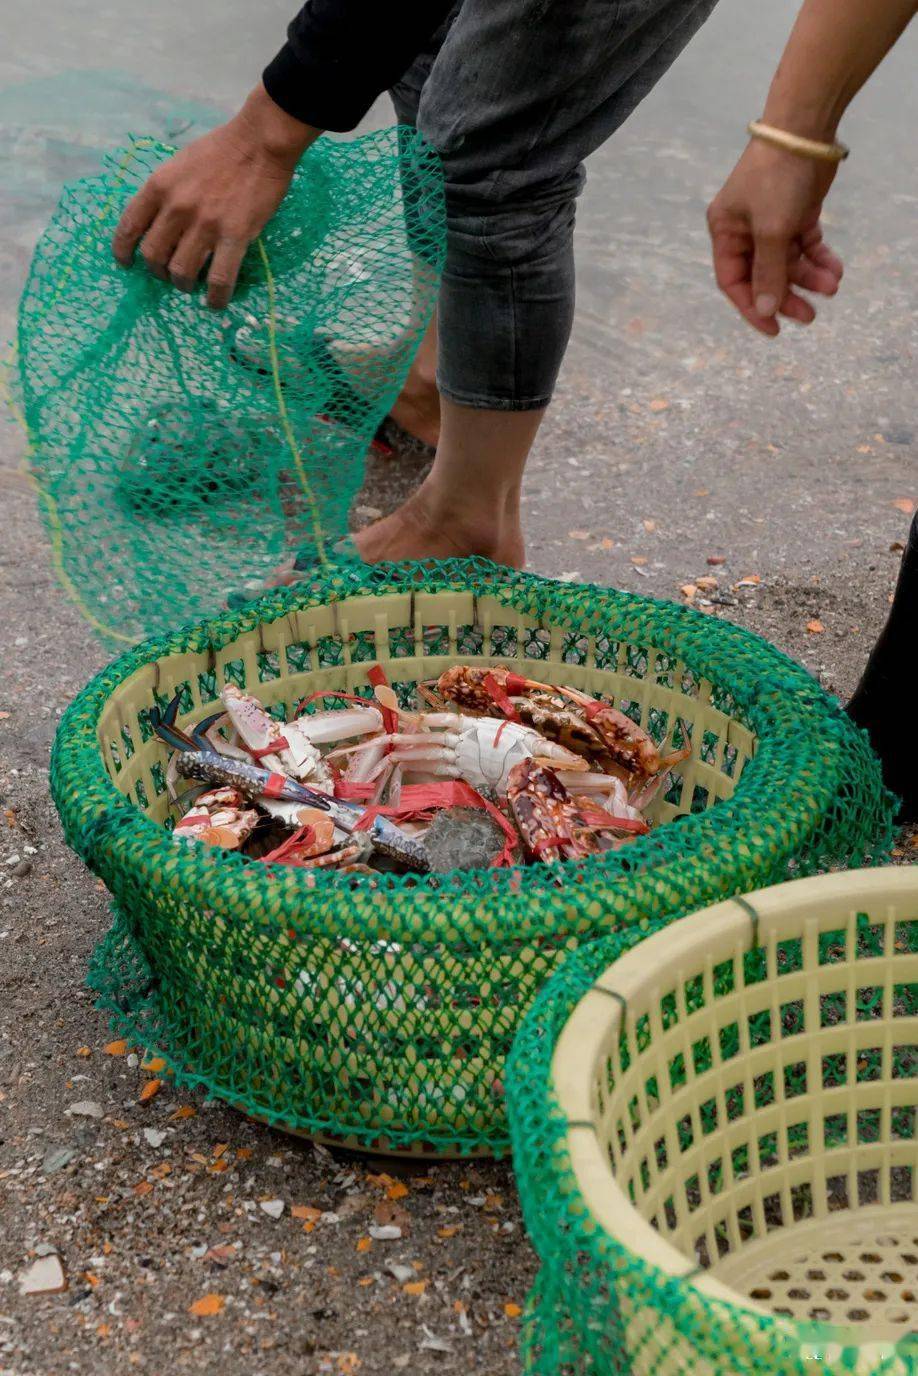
[
  {"xmin": 508, "ymin": 866, "xmax": 918, "ymax": 1373},
  {"xmin": 51, "ymin": 559, "xmax": 894, "ymax": 1157}
]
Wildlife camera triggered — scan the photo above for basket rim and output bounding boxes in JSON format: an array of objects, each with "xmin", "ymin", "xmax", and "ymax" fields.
[
  {"xmin": 551, "ymin": 865, "xmax": 918, "ymax": 1343},
  {"xmin": 50, "ymin": 558, "xmax": 891, "ymax": 940}
]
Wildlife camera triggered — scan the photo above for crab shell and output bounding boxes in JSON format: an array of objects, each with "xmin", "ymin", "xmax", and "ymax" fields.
[
  {"xmin": 579, "ymin": 701, "xmax": 671, "ymax": 780},
  {"xmin": 506, "ymin": 759, "xmax": 598, "ymax": 864},
  {"xmin": 512, "ymin": 693, "xmax": 615, "ymax": 769},
  {"xmin": 435, "ymin": 664, "xmax": 533, "ymax": 714}
]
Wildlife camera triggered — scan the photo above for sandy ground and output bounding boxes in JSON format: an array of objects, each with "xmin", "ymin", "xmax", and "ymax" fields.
[{"xmin": 1, "ymin": 2, "xmax": 917, "ymax": 1373}]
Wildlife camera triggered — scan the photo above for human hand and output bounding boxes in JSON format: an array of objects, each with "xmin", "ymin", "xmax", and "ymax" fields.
[
  {"xmin": 706, "ymin": 139, "xmax": 844, "ymax": 337},
  {"xmin": 112, "ymin": 84, "xmax": 319, "ymax": 308}
]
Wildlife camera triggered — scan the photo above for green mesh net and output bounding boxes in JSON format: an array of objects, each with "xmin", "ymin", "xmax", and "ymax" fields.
[
  {"xmin": 506, "ymin": 872, "xmax": 917, "ymax": 1375},
  {"xmin": 50, "ymin": 559, "xmax": 895, "ymax": 1156},
  {"xmin": 13, "ymin": 129, "xmax": 445, "ymax": 644}
]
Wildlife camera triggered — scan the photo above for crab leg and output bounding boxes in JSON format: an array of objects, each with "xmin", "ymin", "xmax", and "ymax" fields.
[
  {"xmin": 337, "ymin": 733, "xmax": 395, "ymax": 804},
  {"xmin": 172, "ymin": 786, "xmax": 261, "ymax": 850},
  {"xmin": 554, "ymin": 770, "xmax": 630, "ymax": 799},
  {"xmin": 629, "ymin": 766, "xmax": 677, "ymax": 813},
  {"xmin": 291, "ymin": 705, "xmax": 384, "ymax": 745},
  {"xmin": 327, "ymin": 713, "xmax": 587, "ymax": 793},
  {"xmin": 259, "ymin": 823, "xmax": 368, "ymax": 869},
  {"xmin": 196, "ymin": 715, "xmax": 341, "ymax": 831}
]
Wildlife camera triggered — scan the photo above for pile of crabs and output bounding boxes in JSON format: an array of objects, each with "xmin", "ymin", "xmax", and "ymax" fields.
[{"xmin": 152, "ymin": 665, "xmax": 690, "ymax": 876}]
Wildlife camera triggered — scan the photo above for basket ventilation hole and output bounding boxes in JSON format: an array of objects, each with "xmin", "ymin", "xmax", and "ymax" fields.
[{"xmin": 739, "ymin": 1230, "xmax": 918, "ymax": 1329}]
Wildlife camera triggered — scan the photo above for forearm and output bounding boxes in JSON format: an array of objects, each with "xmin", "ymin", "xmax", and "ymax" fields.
[
  {"xmin": 761, "ymin": 0, "xmax": 918, "ymax": 140},
  {"xmin": 264, "ymin": 0, "xmax": 455, "ymax": 132}
]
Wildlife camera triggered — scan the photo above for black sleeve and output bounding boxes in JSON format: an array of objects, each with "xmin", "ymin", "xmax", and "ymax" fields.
[{"xmin": 263, "ymin": 0, "xmax": 455, "ymax": 133}]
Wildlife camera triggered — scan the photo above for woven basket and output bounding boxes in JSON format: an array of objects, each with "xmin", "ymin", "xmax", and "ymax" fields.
[
  {"xmin": 510, "ymin": 867, "xmax": 918, "ymax": 1374},
  {"xmin": 52, "ymin": 559, "xmax": 893, "ymax": 1157}
]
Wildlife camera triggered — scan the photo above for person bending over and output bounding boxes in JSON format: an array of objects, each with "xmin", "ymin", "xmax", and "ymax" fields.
[{"xmin": 114, "ymin": 0, "xmax": 838, "ymax": 567}]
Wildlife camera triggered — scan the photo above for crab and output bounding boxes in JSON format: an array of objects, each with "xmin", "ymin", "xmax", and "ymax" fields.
[
  {"xmin": 507, "ymin": 760, "xmax": 651, "ymax": 864},
  {"xmin": 431, "ymin": 665, "xmax": 690, "ymax": 787},
  {"xmin": 506, "ymin": 759, "xmax": 599, "ymax": 864},
  {"xmin": 327, "ymin": 710, "xmax": 587, "ymax": 795}
]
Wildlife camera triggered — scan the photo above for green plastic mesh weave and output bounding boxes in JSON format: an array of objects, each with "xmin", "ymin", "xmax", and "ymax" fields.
[
  {"xmin": 50, "ymin": 558, "xmax": 894, "ymax": 1156},
  {"xmin": 506, "ymin": 873, "xmax": 918, "ymax": 1375},
  {"xmin": 14, "ymin": 129, "xmax": 444, "ymax": 644}
]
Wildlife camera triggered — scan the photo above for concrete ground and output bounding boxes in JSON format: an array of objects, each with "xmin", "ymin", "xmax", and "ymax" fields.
[{"xmin": 1, "ymin": 2, "xmax": 916, "ymax": 1373}]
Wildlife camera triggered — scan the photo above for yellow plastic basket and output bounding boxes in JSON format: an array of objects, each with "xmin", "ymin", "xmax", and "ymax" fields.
[{"xmin": 514, "ymin": 867, "xmax": 917, "ymax": 1373}]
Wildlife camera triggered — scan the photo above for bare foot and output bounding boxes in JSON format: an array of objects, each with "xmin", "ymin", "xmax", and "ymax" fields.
[
  {"xmin": 354, "ymin": 489, "xmax": 525, "ymax": 568},
  {"xmin": 247, "ymin": 479, "xmax": 523, "ymax": 601}
]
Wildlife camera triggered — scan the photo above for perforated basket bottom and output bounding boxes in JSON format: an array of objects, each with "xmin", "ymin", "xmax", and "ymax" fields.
[{"xmin": 708, "ymin": 1205, "xmax": 918, "ymax": 1343}]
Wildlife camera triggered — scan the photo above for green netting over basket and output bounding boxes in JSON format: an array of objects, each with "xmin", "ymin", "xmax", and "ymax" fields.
[
  {"xmin": 50, "ymin": 558, "xmax": 894, "ymax": 1156},
  {"xmin": 13, "ymin": 129, "xmax": 445, "ymax": 644},
  {"xmin": 506, "ymin": 867, "xmax": 918, "ymax": 1374}
]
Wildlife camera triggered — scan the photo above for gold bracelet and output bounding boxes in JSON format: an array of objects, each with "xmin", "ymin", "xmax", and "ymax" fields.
[{"xmin": 747, "ymin": 119, "xmax": 849, "ymax": 164}]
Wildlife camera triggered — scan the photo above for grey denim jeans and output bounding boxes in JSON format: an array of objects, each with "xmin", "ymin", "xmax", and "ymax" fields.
[{"xmin": 391, "ymin": 0, "xmax": 719, "ymax": 410}]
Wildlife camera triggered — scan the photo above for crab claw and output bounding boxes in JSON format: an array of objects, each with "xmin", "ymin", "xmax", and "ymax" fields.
[
  {"xmin": 189, "ymin": 709, "xmax": 228, "ymax": 751},
  {"xmin": 151, "ymin": 697, "xmax": 229, "ymax": 756},
  {"xmin": 148, "ymin": 692, "xmax": 177, "ymax": 731},
  {"xmin": 149, "ymin": 693, "xmax": 197, "ymax": 753}
]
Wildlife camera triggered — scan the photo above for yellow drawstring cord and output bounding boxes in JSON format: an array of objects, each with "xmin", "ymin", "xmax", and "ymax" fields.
[{"xmin": 256, "ymin": 237, "xmax": 329, "ymax": 568}]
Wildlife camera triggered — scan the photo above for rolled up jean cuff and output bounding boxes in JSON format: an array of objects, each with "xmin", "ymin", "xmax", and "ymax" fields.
[
  {"xmin": 436, "ymin": 382, "xmax": 553, "ymax": 411},
  {"xmin": 434, "ymin": 198, "xmax": 577, "ymax": 411}
]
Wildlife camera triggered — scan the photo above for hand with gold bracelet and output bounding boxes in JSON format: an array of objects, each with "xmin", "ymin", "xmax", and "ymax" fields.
[{"xmin": 707, "ymin": 0, "xmax": 918, "ymax": 337}]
